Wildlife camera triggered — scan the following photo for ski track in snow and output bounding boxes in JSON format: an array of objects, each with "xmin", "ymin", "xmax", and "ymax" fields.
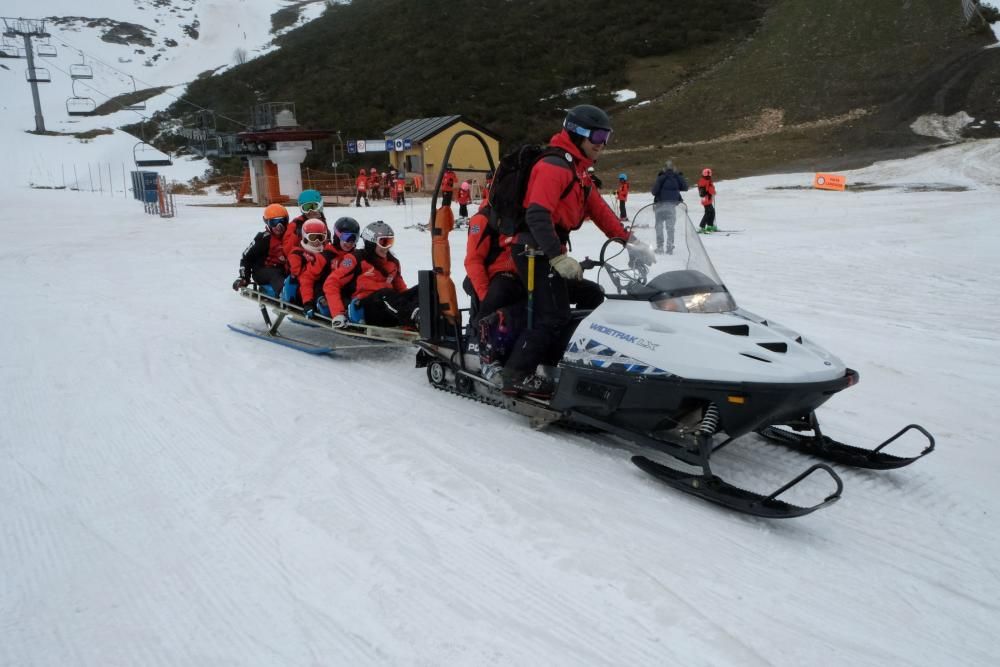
[{"xmin": 2, "ymin": 140, "xmax": 1000, "ymax": 665}]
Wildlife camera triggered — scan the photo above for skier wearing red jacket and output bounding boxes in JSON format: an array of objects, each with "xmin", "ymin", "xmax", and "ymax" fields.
[
  {"xmin": 456, "ymin": 180, "xmax": 472, "ymax": 220},
  {"xmin": 463, "ymin": 206, "xmax": 524, "ymax": 323},
  {"xmin": 440, "ymin": 165, "xmax": 459, "ymax": 207},
  {"xmin": 616, "ymin": 173, "xmax": 630, "ymax": 221},
  {"xmin": 355, "ymin": 171, "xmax": 370, "ymax": 207},
  {"xmin": 501, "ymin": 105, "xmax": 655, "ymax": 398},
  {"xmin": 697, "ymin": 168, "xmax": 717, "ymax": 232},
  {"xmin": 368, "ymin": 168, "xmax": 381, "ymax": 201}
]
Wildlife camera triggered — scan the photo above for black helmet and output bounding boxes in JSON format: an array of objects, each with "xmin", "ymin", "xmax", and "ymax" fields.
[
  {"xmin": 333, "ymin": 216, "xmax": 360, "ymax": 237},
  {"xmin": 564, "ymin": 104, "xmax": 611, "ymax": 135}
]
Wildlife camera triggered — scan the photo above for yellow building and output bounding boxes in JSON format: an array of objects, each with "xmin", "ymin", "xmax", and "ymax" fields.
[{"xmin": 384, "ymin": 115, "xmax": 500, "ymax": 193}]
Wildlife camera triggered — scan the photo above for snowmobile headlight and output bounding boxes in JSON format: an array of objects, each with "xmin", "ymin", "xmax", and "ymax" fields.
[{"xmin": 652, "ymin": 291, "xmax": 736, "ymax": 314}]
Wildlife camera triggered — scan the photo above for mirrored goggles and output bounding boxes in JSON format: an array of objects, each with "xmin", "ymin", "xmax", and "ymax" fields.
[
  {"xmin": 266, "ymin": 216, "xmax": 289, "ymax": 227},
  {"xmin": 375, "ymin": 235, "xmax": 395, "ymax": 248},
  {"xmin": 336, "ymin": 230, "xmax": 357, "ymax": 243},
  {"xmin": 300, "ymin": 201, "xmax": 322, "ymax": 213},
  {"xmin": 304, "ymin": 232, "xmax": 327, "ymax": 244},
  {"xmin": 566, "ymin": 122, "xmax": 612, "ymax": 146}
]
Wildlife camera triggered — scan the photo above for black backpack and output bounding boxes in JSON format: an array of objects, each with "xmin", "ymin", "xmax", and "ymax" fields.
[{"xmin": 486, "ymin": 145, "xmax": 578, "ymax": 236}]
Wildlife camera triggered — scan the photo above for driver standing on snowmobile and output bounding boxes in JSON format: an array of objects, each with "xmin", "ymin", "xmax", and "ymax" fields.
[{"xmin": 501, "ymin": 104, "xmax": 655, "ymax": 398}]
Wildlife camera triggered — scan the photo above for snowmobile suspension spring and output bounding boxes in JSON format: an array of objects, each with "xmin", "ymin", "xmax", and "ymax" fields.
[{"xmin": 697, "ymin": 404, "xmax": 721, "ymax": 436}]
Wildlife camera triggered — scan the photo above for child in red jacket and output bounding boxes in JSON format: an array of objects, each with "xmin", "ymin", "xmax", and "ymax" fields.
[
  {"xmin": 697, "ymin": 168, "xmax": 717, "ymax": 232},
  {"xmin": 616, "ymin": 173, "xmax": 630, "ymax": 221}
]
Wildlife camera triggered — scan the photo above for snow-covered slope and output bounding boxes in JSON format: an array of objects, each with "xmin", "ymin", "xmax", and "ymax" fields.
[
  {"xmin": 1, "ymin": 139, "xmax": 999, "ymax": 665},
  {"xmin": 1, "ymin": 0, "xmax": 329, "ymax": 186}
]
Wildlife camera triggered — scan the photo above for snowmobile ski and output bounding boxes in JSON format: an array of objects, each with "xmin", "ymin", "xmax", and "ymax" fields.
[
  {"xmin": 631, "ymin": 455, "xmax": 843, "ymax": 518},
  {"xmin": 757, "ymin": 420, "xmax": 935, "ymax": 469}
]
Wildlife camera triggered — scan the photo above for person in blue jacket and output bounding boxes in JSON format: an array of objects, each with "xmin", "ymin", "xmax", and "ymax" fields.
[{"xmin": 650, "ymin": 159, "xmax": 688, "ymax": 254}]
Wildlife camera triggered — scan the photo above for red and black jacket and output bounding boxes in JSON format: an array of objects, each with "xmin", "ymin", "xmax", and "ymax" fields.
[
  {"xmin": 521, "ymin": 130, "xmax": 628, "ymax": 258},
  {"xmin": 441, "ymin": 169, "xmax": 458, "ymax": 193},
  {"xmin": 320, "ymin": 250, "xmax": 364, "ymax": 317},
  {"xmin": 464, "ymin": 208, "xmax": 516, "ymax": 301},
  {"xmin": 239, "ymin": 230, "xmax": 287, "ymax": 282},
  {"xmin": 616, "ymin": 180, "xmax": 629, "ymax": 202}
]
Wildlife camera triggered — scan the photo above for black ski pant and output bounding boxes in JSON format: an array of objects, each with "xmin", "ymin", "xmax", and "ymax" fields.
[
  {"xmin": 459, "ymin": 203, "xmax": 469, "ymax": 218},
  {"xmin": 466, "ymin": 272, "xmax": 526, "ymax": 325},
  {"xmin": 395, "ymin": 192, "xmax": 405, "ymax": 205},
  {"xmin": 355, "ymin": 192, "xmax": 369, "ymax": 207},
  {"xmin": 359, "ymin": 287, "xmax": 419, "ymax": 327},
  {"xmin": 700, "ymin": 204, "xmax": 716, "ymax": 229},
  {"xmin": 253, "ymin": 265, "xmax": 287, "ymax": 298},
  {"xmin": 504, "ymin": 249, "xmax": 605, "ymax": 377},
  {"xmin": 442, "ymin": 191, "xmax": 453, "ymax": 207},
  {"xmin": 618, "ymin": 200, "xmax": 627, "ymax": 219}
]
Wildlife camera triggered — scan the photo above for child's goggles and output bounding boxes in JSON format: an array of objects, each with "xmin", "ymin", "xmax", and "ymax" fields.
[
  {"xmin": 265, "ymin": 216, "xmax": 289, "ymax": 227},
  {"xmin": 336, "ymin": 230, "xmax": 357, "ymax": 243},
  {"xmin": 375, "ymin": 235, "xmax": 395, "ymax": 248},
  {"xmin": 304, "ymin": 232, "xmax": 327, "ymax": 244},
  {"xmin": 300, "ymin": 201, "xmax": 322, "ymax": 213}
]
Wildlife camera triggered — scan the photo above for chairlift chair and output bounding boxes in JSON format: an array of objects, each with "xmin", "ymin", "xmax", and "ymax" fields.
[
  {"xmin": 26, "ymin": 67, "xmax": 50, "ymax": 83},
  {"xmin": 70, "ymin": 63, "xmax": 93, "ymax": 79},
  {"xmin": 66, "ymin": 96, "xmax": 97, "ymax": 116},
  {"xmin": 37, "ymin": 43, "xmax": 57, "ymax": 58},
  {"xmin": 123, "ymin": 76, "xmax": 146, "ymax": 111},
  {"xmin": 134, "ymin": 142, "xmax": 173, "ymax": 168},
  {"xmin": 0, "ymin": 45, "xmax": 24, "ymax": 59}
]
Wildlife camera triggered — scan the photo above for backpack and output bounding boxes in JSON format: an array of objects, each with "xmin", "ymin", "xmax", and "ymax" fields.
[{"xmin": 486, "ymin": 145, "xmax": 578, "ymax": 236}]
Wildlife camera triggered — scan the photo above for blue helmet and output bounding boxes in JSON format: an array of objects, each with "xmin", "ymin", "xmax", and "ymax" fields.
[
  {"xmin": 618, "ymin": 173, "xmax": 627, "ymax": 180},
  {"xmin": 297, "ymin": 189, "xmax": 323, "ymax": 213}
]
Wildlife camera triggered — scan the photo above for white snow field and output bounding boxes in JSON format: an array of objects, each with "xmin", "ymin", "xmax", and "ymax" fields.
[
  {"xmin": 1, "ymin": 138, "xmax": 999, "ymax": 666},
  {"xmin": 1, "ymin": 1, "xmax": 999, "ymax": 663}
]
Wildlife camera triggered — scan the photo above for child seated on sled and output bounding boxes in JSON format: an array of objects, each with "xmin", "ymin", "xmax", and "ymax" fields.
[
  {"xmin": 232, "ymin": 204, "xmax": 290, "ymax": 297},
  {"xmin": 325, "ymin": 221, "xmax": 419, "ymax": 328},
  {"xmin": 290, "ymin": 217, "xmax": 362, "ymax": 317}
]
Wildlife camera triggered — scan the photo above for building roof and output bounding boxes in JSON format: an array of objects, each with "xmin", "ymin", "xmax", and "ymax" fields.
[{"xmin": 384, "ymin": 115, "xmax": 499, "ymax": 142}]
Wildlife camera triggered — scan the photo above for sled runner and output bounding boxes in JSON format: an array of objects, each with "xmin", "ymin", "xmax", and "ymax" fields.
[{"xmin": 230, "ymin": 285, "xmax": 418, "ymax": 355}]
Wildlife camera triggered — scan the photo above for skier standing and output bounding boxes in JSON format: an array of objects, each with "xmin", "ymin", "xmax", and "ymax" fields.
[
  {"xmin": 651, "ymin": 160, "xmax": 688, "ymax": 253},
  {"xmin": 616, "ymin": 173, "xmax": 630, "ymax": 221},
  {"xmin": 697, "ymin": 168, "xmax": 717, "ymax": 233}
]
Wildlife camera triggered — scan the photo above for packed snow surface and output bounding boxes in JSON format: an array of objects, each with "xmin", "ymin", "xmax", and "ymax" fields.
[
  {"xmin": 2, "ymin": 1, "xmax": 1000, "ymax": 664},
  {"xmin": 2, "ymin": 139, "xmax": 999, "ymax": 666}
]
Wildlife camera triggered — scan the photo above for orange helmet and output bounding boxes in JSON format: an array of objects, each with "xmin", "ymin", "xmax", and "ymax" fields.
[{"xmin": 263, "ymin": 204, "xmax": 289, "ymax": 233}]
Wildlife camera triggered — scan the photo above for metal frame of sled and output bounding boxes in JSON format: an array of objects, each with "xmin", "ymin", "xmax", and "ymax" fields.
[{"xmin": 231, "ymin": 286, "xmax": 419, "ymax": 354}]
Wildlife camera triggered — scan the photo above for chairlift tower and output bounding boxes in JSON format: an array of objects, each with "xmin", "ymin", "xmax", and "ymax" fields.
[{"xmin": 2, "ymin": 17, "xmax": 50, "ymax": 132}]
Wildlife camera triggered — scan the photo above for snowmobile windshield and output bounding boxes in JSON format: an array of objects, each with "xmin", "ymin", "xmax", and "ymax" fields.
[{"xmin": 596, "ymin": 202, "xmax": 737, "ymax": 313}]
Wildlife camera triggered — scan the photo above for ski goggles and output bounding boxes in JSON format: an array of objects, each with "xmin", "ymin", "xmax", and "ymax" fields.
[
  {"xmin": 300, "ymin": 201, "xmax": 322, "ymax": 213},
  {"xmin": 335, "ymin": 230, "xmax": 357, "ymax": 244},
  {"xmin": 304, "ymin": 232, "xmax": 327, "ymax": 244},
  {"xmin": 265, "ymin": 216, "xmax": 289, "ymax": 228},
  {"xmin": 566, "ymin": 121, "xmax": 612, "ymax": 146},
  {"xmin": 375, "ymin": 235, "xmax": 395, "ymax": 248}
]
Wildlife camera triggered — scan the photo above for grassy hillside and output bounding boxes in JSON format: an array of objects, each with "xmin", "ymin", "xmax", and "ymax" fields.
[
  {"xmin": 165, "ymin": 0, "xmax": 998, "ymax": 185},
  {"xmin": 171, "ymin": 0, "xmax": 769, "ymax": 167},
  {"xmin": 602, "ymin": 0, "xmax": 999, "ymax": 183}
]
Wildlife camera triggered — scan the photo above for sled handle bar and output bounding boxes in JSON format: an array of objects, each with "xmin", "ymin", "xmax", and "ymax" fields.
[
  {"xmin": 765, "ymin": 463, "xmax": 844, "ymax": 509},
  {"xmin": 871, "ymin": 424, "xmax": 935, "ymax": 458}
]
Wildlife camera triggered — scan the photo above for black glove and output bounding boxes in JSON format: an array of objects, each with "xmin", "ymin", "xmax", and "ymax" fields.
[
  {"xmin": 232, "ymin": 278, "xmax": 248, "ymax": 291},
  {"xmin": 302, "ymin": 300, "xmax": 316, "ymax": 318}
]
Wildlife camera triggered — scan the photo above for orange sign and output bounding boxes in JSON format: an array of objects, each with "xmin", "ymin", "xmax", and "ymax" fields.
[{"xmin": 814, "ymin": 173, "xmax": 846, "ymax": 191}]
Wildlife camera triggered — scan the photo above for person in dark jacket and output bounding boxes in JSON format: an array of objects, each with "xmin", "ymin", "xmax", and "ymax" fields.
[
  {"xmin": 233, "ymin": 204, "xmax": 290, "ymax": 297},
  {"xmin": 650, "ymin": 160, "xmax": 688, "ymax": 254},
  {"xmin": 500, "ymin": 104, "xmax": 655, "ymax": 399}
]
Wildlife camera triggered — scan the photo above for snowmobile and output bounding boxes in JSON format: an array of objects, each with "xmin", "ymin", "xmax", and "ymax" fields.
[
  {"xmin": 414, "ymin": 140, "xmax": 933, "ymax": 517},
  {"xmin": 229, "ymin": 284, "xmax": 418, "ymax": 355}
]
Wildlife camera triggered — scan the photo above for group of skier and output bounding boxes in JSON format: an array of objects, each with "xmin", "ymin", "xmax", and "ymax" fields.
[
  {"xmin": 234, "ymin": 189, "xmax": 419, "ymax": 330},
  {"xmin": 354, "ymin": 168, "xmax": 409, "ymax": 207}
]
